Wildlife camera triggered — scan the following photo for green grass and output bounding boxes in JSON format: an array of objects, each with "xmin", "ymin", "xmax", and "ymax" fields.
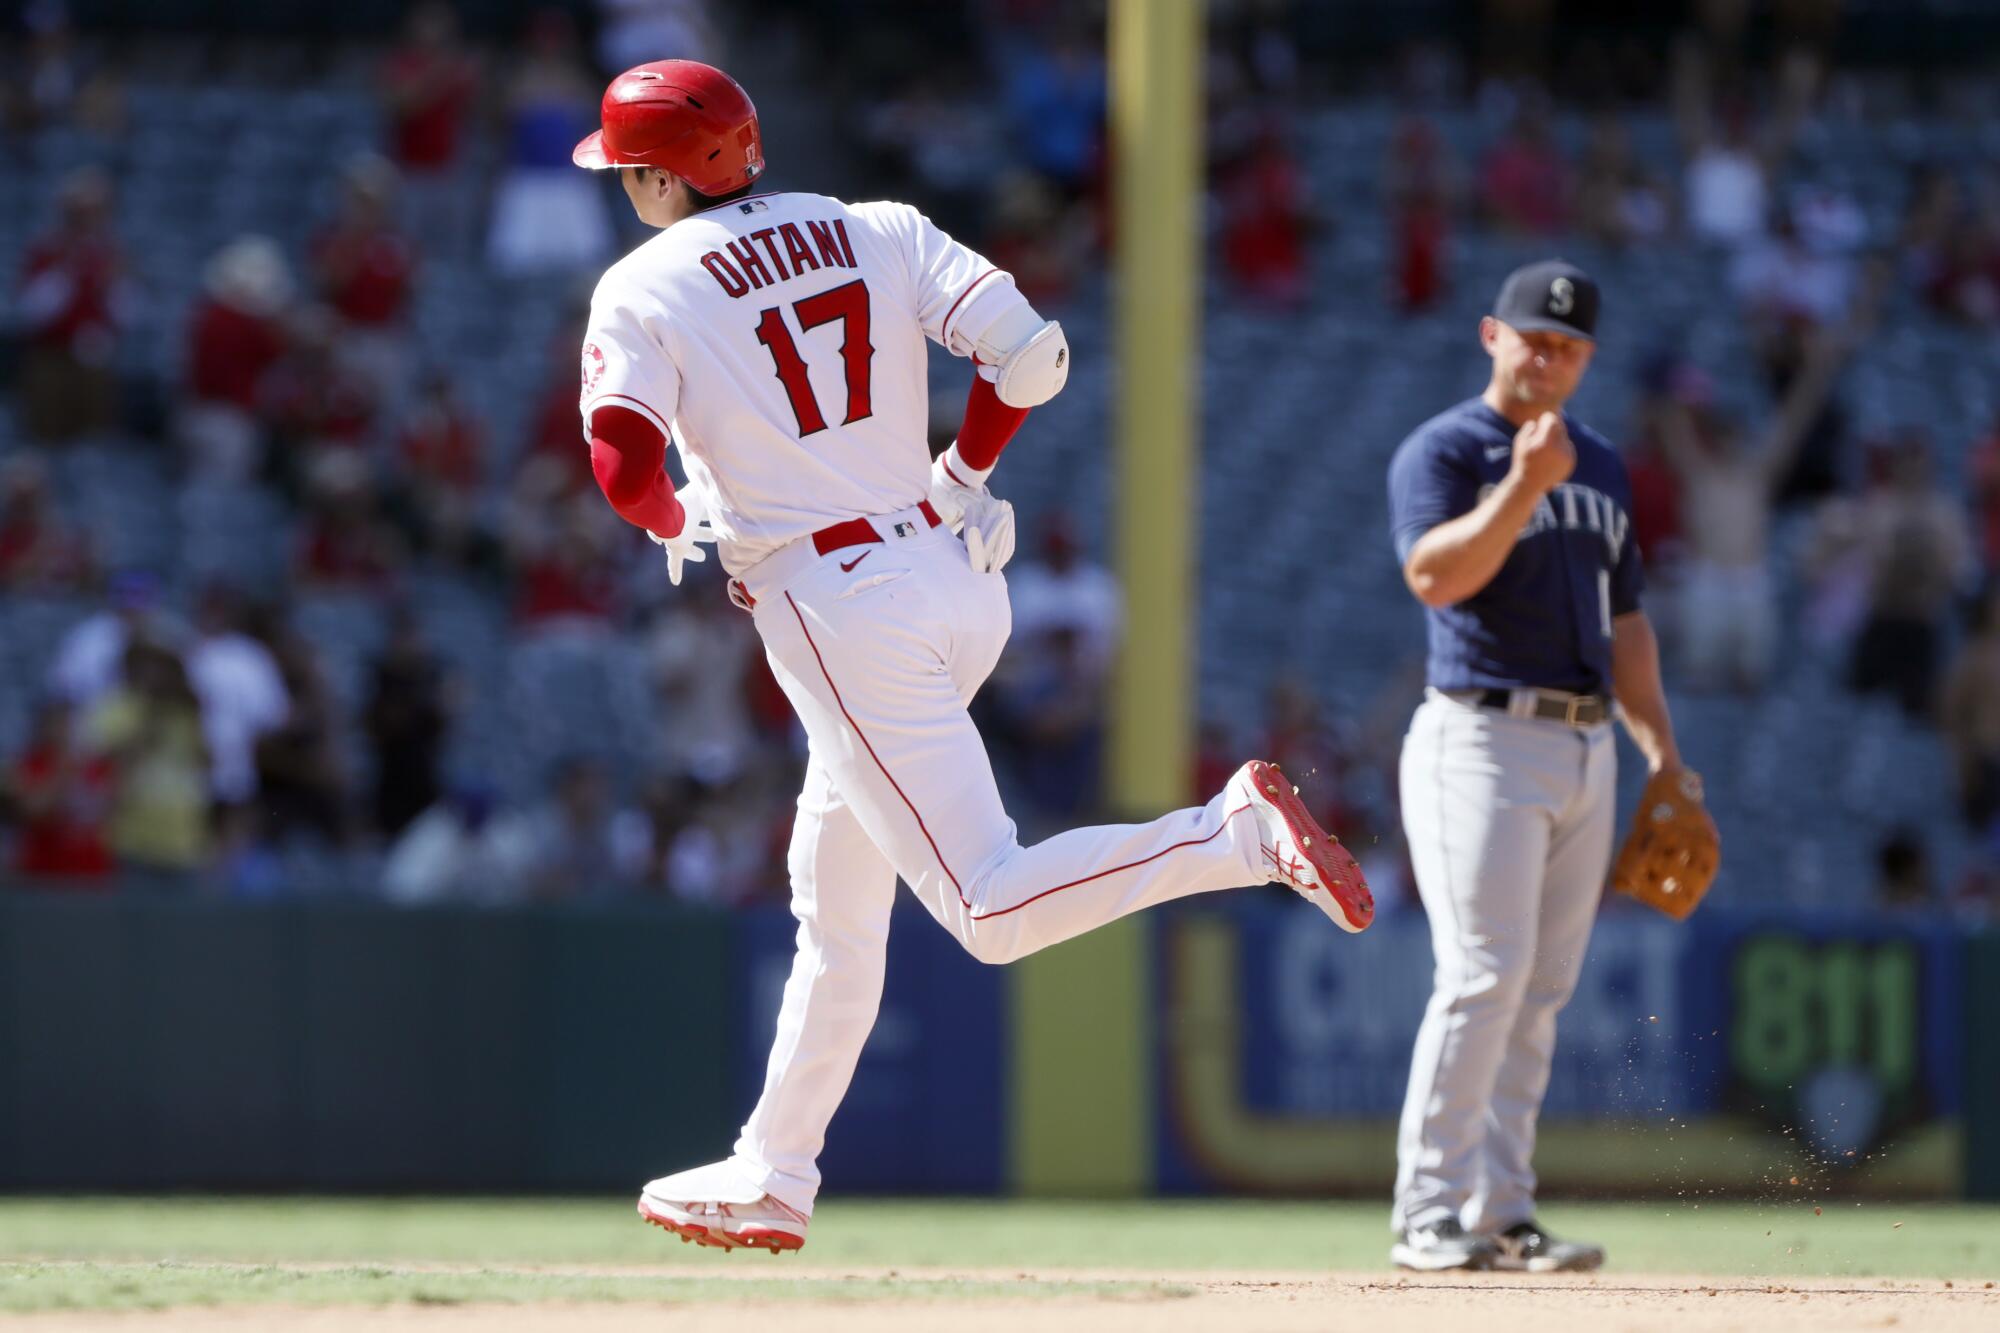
[
  {"xmin": 0, "ymin": 1263, "xmax": 1184, "ymax": 1314},
  {"xmin": 1, "ymin": 1197, "xmax": 1996, "ymax": 1312}
]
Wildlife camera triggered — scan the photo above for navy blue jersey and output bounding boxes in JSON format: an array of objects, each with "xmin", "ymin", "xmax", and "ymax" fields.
[{"xmin": 1386, "ymin": 398, "xmax": 1643, "ymax": 695}]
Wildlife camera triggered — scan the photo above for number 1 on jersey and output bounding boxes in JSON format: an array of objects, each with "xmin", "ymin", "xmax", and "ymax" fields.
[{"xmin": 755, "ymin": 279, "xmax": 874, "ymax": 438}]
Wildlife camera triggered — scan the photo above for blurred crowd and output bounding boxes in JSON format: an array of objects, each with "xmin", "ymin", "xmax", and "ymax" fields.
[
  {"xmin": 5, "ymin": 0, "xmax": 2000, "ymax": 914},
  {"xmin": 0, "ymin": 0, "xmax": 1137, "ymax": 903}
]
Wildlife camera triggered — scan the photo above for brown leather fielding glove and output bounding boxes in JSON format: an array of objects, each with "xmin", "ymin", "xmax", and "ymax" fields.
[{"xmin": 1612, "ymin": 768, "xmax": 1720, "ymax": 920}]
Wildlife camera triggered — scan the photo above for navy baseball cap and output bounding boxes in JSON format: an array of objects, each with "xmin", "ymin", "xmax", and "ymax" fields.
[{"xmin": 1492, "ymin": 259, "xmax": 1599, "ymax": 341}]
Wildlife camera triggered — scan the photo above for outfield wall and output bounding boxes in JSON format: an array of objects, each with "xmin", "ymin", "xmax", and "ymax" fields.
[{"xmin": 0, "ymin": 892, "xmax": 1985, "ymax": 1198}]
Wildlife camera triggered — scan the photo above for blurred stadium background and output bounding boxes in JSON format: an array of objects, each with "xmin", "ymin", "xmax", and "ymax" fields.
[{"xmin": 3, "ymin": 0, "xmax": 2000, "ymax": 1217}]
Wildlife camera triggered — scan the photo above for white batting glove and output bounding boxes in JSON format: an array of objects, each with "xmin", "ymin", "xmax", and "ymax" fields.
[
  {"xmin": 929, "ymin": 452, "xmax": 1012, "ymax": 574},
  {"xmin": 960, "ymin": 491, "xmax": 1016, "ymax": 575},
  {"xmin": 645, "ymin": 484, "xmax": 719, "ymax": 586},
  {"xmin": 927, "ymin": 452, "xmax": 978, "ymax": 531}
]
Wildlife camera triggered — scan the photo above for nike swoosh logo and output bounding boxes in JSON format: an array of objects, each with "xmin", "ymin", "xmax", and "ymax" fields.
[{"xmin": 839, "ymin": 551, "xmax": 872, "ymax": 573}]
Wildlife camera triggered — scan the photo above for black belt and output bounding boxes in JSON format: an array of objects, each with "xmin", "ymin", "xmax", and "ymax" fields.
[{"xmin": 1471, "ymin": 689, "xmax": 1609, "ymax": 727}]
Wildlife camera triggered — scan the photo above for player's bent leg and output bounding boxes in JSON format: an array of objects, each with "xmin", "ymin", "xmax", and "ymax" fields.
[
  {"xmin": 729, "ymin": 752, "xmax": 897, "ymax": 1215},
  {"xmin": 773, "ymin": 652, "xmax": 1259, "ymax": 964},
  {"xmin": 946, "ymin": 757, "xmax": 1372, "ymax": 958},
  {"xmin": 936, "ymin": 775, "xmax": 1266, "ymax": 964},
  {"xmin": 755, "ymin": 551, "xmax": 1368, "ymax": 969}
]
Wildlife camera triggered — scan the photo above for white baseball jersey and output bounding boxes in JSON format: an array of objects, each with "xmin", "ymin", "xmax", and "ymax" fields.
[
  {"xmin": 596, "ymin": 188, "xmax": 1349, "ymax": 1227},
  {"xmin": 580, "ymin": 190, "xmax": 1011, "ymax": 573}
]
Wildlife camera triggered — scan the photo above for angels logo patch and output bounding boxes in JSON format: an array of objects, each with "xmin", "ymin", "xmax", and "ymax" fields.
[{"xmin": 579, "ymin": 342, "xmax": 606, "ymax": 404}]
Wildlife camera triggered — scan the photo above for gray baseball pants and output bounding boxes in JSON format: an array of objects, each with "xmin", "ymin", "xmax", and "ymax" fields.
[{"xmin": 1392, "ymin": 688, "xmax": 1617, "ymax": 1234}]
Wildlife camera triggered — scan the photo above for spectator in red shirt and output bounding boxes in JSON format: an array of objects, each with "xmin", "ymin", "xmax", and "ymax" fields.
[
  {"xmin": 519, "ymin": 296, "xmax": 603, "ymax": 501},
  {"xmin": 313, "ymin": 155, "xmax": 416, "ymax": 408},
  {"xmin": 1190, "ymin": 720, "xmax": 1238, "ymax": 807},
  {"xmin": 14, "ymin": 166, "xmax": 134, "ymax": 444},
  {"xmin": 400, "ymin": 371, "xmax": 484, "ymax": 496},
  {"xmin": 1218, "ymin": 122, "xmax": 1314, "ymax": 308},
  {"xmin": 314, "ymin": 157, "xmax": 414, "ymax": 328},
  {"xmin": 397, "ymin": 371, "xmax": 490, "ymax": 565},
  {"xmin": 1624, "ymin": 356, "xmax": 1698, "ymax": 573},
  {"xmin": 295, "ymin": 450, "xmax": 404, "ymax": 590},
  {"xmin": 1927, "ymin": 218, "xmax": 2000, "ymax": 328},
  {"xmin": 179, "ymin": 235, "xmax": 293, "ymax": 481},
  {"xmin": 260, "ymin": 307, "xmax": 380, "ymax": 479},
  {"xmin": 1385, "ymin": 115, "xmax": 1456, "ymax": 313},
  {"xmin": 1623, "ymin": 433, "xmax": 1684, "ymax": 574},
  {"xmin": 510, "ymin": 492, "xmax": 623, "ymax": 632},
  {"xmin": 1480, "ymin": 105, "xmax": 1570, "ymax": 236},
  {"xmin": 0, "ymin": 456, "xmax": 93, "ymax": 593},
  {"xmin": 381, "ymin": 2, "xmax": 482, "ymax": 256},
  {"xmin": 8, "ymin": 700, "xmax": 115, "ymax": 885}
]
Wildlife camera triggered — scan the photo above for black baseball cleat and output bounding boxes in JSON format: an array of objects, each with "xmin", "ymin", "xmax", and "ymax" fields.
[
  {"xmin": 1390, "ymin": 1218, "xmax": 1497, "ymax": 1272},
  {"xmin": 1490, "ymin": 1219, "xmax": 1606, "ymax": 1272}
]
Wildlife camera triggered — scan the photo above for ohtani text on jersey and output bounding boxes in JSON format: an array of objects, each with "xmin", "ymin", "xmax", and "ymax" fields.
[
  {"xmin": 1477, "ymin": 480, "xmax": 1632, "ymax": 564},
  {"xmin": 701, "ymin": 218, "xmax": 860, "ymax": 298}
]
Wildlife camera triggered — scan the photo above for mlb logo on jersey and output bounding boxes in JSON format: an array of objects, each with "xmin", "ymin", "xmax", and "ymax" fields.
[
  {"xmin": 739, "ymin": 199, "xmax": 769, "ymax": 214},
  {"xmin": 893, "ymin": 521, "xmax": 916, "ymax": 537}
]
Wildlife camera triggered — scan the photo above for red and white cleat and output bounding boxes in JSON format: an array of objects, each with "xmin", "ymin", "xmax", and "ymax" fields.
[
  {"xmin": 637, "ymin": 1162, "xmax": 809, "ymax": 1254},
  {"xmin": 1233, "ymin": 759, "xmax": 1374, "ymax": 933}
]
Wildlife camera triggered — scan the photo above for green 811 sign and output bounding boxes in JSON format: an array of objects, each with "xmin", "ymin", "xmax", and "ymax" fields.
[{"xmin": 1729, "ymin": 934, "xmax": 1920, "ymax": 1102}]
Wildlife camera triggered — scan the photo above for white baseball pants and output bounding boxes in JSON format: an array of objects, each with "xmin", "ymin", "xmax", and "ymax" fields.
[
  {"xmin": 1392, "ymin": 689, "xmax": 1616, "ymax": 1234},
  {"xmin": 723, "ymin": 516, "xmax": 1265, "ymax": 1214}
]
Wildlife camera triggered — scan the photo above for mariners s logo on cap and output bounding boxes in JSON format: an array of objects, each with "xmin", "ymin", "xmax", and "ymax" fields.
[{"xmin": 1493, "ymin": 259, "xmax": 1599, "ymax": 341}]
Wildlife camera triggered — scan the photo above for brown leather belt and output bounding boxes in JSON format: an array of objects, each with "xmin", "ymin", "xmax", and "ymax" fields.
[{"xmin": 1471, "ymin": 688, "xmax": 1609, "ymax": 727}]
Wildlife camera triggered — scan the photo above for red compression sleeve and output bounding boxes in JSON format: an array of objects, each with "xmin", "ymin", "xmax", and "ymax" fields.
[
  {"xmin": 949, "ymin": 372, "xmax": 1030, "ymax": 477},
  {"xmin": 589, "ymin": 403, "xmax": 684, "ymax": 538}
]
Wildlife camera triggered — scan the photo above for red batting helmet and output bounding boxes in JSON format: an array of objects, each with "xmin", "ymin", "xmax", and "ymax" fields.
[{"xmin": 572, "ymin": 60, "xmax": 763, "ymax": 196}]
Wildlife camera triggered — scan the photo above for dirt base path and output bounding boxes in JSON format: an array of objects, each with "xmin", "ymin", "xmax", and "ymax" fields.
[{"xmin": 16, "ymin": 1266, "xmax": 1996, "ymax": 1333}]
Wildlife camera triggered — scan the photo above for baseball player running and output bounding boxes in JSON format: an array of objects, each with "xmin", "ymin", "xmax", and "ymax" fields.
[
  {"xmin": 1385, "ymin": 261, "xmax": 1693, "ymax": 1272},
  {"xmin": 572, "ymin": 61, "xmax": 1374, "ymax": 1253}
]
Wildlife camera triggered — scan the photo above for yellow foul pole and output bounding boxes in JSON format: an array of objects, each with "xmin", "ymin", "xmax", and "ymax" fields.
[
  {"xmin": 1109, "ymin": 0, "xmax": 1203, "ymax": 814},
  {"xmin": 1007, "ymin": 0, "xmax": 1204, "ymax": 1200}
]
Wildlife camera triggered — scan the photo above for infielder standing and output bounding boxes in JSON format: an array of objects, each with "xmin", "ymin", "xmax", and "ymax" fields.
[
  {"xmin": 1386, "ymin": 261, "xmax": 1690, "ymax": 1272},
  {"xmin": 571, "ymin": 61, "xmax": 1374, "ymax": 1253}
]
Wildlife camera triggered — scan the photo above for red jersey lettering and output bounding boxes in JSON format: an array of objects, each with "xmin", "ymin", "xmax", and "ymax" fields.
[
  {"xmin": 778, "ymin": 222, "xmax": 820, "ymax": 274},
  {"xmin": 702, "ymin": 251, "xmax": 750, "ymax": 298},
  {"xmin": 726, "ymin": 236, "xmax": 773, "ymax": 288}
]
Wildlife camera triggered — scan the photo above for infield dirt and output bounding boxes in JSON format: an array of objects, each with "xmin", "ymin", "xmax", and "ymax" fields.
[{"xmin": 11, "ymin": 1266, "xmax": 1996, "ymax": 1333}]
